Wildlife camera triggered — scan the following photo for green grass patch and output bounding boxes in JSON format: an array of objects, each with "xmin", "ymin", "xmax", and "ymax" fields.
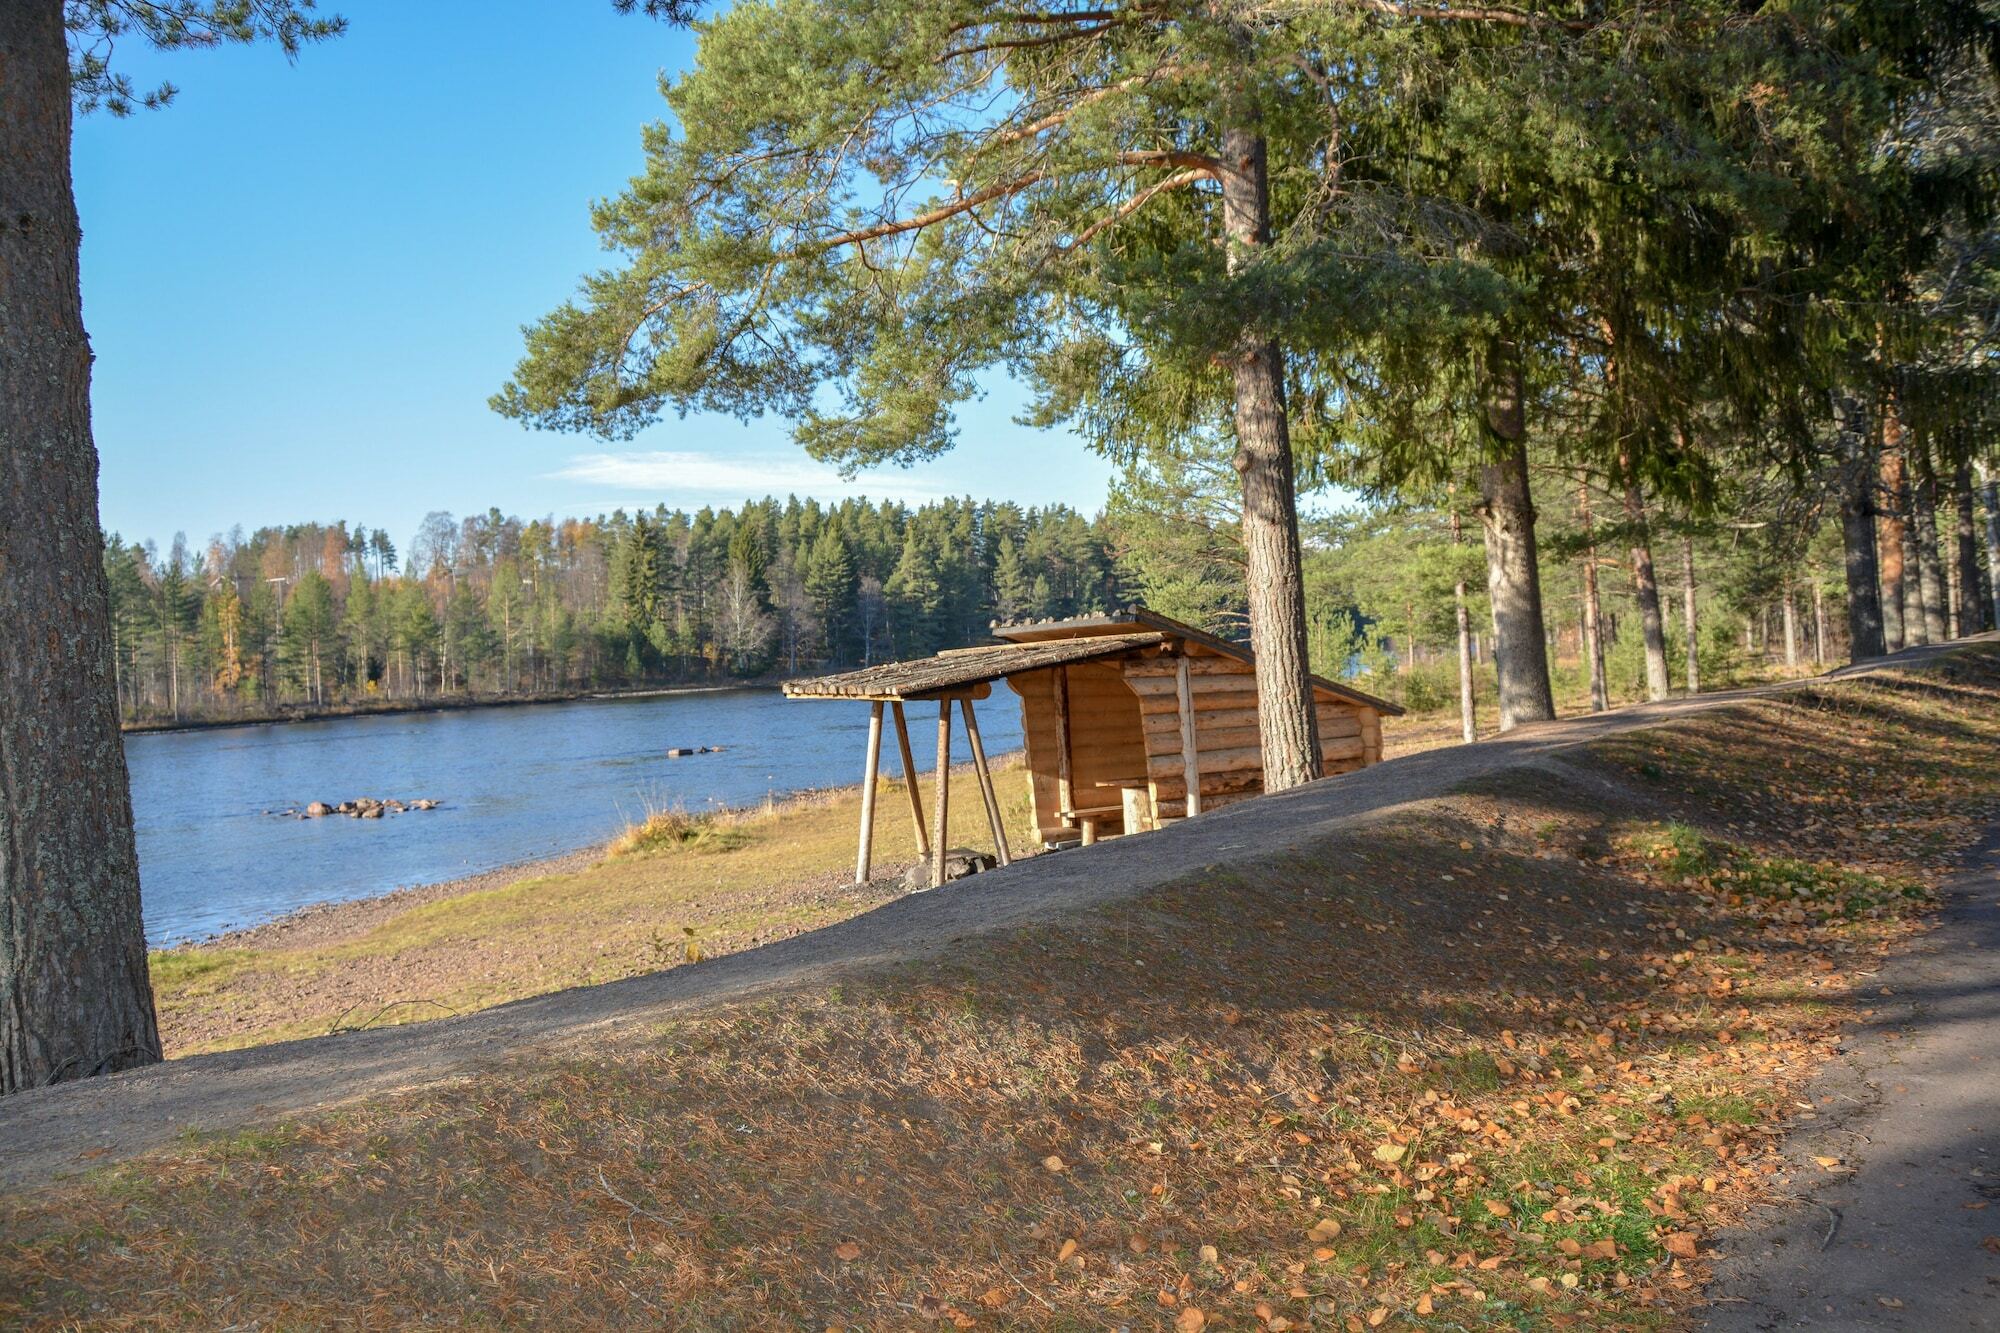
[{"xmin": 147, "ymin": 948, "xmax": 256, "ymax": 995}]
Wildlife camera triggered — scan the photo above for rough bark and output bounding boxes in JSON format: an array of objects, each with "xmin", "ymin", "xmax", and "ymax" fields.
[
  {"xmin": 1681, "ymin": 536, "xmax": 1700, "ymax": 693},
  {"xmin": 0, "ymin": 0, "xmax": 163, "ymax": 1093},
  {"xmin": 1812, "ymin": 581, "xmax": 1828, "ymax": 665},
  {"xmin": 1980, "ymin": 460, "xmax": 2000, "ymax": 634},
  {"xmin": 1576, "ymin": 478, "xmax": 1608, "ymax": 712},
  {"xmin": 1475, "ymin": 351, "xmax": 1556, "ymax": 730},
  {"xmin": 1220, "ymin": 123, "xmax": 1318, "ymax": 790},
  {"xmin": 1451, "ymin": 509, "xmax": 1475, "ymax": 743},
  {"xmin": 1952, "ymin": 461, "xmax": 1983, "ymax": 634},
  {"xmin": 1620, "ymin": 470, "xmax": 1670, "ymax": 701},
  {"xmin": 1877, "ymin": 444, "xmax": 1909, "ymax": 652},
  {"xmin": 1835, "ymin": 401, "xmax": 1887, "ymax": 660},
  {"xmin": 1912, "ymin": 451, "xmax": 1949, "ymax": 643}
]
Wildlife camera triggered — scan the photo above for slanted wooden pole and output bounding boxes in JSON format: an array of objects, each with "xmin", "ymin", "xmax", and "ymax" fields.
[
  {"xmin": 931, "ymin": 699, "xmax": 952, "ymax": 888},
  {"xmin": 1053, "ymin": 667, "xmax": 1075, "ymax": 823},
  {"xmin": 856, "ymin": 701, "xmax": 884, "ymax": 884},
  {"xmin": 1175, "ymin": 654, "xmax": 1202, "ymax": 817},
  {"xmin": 960, "ymin": 696, "xmax": 1011, "ymax": 866},
  {"xmin": 890, "ymin": 701, "xmax": 928, "ymax": 856}
]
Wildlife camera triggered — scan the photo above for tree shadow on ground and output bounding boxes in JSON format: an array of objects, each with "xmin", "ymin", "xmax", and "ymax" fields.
[{"xmin": 6, "ymin": 650, "xmax": 2000, "ymax": 1329}]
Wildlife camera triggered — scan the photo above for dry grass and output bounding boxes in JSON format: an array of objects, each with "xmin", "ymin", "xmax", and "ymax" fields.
[
  {"xmin": 7, "ymin": 649, "xmax": 2000, "ymax": 1330},
  {"xmin": 149, "ymin": 759, "xmax": 1034, "ymax": 1056}
]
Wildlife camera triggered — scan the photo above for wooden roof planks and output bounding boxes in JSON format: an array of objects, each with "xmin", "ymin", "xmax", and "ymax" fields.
[{"xmin": 780, "ymin": 632, "xmax": 1168, "ymax": 701}]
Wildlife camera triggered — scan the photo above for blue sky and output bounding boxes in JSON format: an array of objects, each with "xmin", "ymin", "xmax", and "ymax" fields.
[{"xmin": 73, "ymin": 1, "xmax": 1116, "ymax": 555}]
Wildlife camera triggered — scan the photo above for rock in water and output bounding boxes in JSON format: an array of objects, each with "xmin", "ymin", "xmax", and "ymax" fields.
[
  {"xmin": 901, "ymin": 847, "xmax": 998, "ymax": 893},
  {"xmin": 305, "ymin": 801, "xmax": 331, "ymax": 818}
]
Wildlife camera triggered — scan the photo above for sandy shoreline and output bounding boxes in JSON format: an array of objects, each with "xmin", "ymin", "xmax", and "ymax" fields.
[{"xmin": 174, "ymin": 845, "xmax": 609, "ymax": 954}]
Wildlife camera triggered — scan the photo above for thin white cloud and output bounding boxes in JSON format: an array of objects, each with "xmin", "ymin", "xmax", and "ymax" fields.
[{"xmin": 551, "ymin": 451, "xmax": 952, "ymax": 506}]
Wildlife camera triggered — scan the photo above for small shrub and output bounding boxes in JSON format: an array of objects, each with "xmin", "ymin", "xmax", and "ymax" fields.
[{"xmin": 609, "ymin": 808, "xmax": 749, "ymax": 858}]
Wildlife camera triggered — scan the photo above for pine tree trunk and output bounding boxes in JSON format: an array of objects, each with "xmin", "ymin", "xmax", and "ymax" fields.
[
  {"xmin": 0, "ymin": 0, "xmax": 163, "ymax": 1093},
  {"xmin": 1835, "ymin": 401, "xmax": 1887, "ymax": 660},
  {"xmin": 1812, "ymin": 580, "xmax": 1828, "ymax": 664},
  {"xmin": 1782, "ymin": 588, "xmax": 1799, "ymax": 670},
  {"xmin": 1475, "ymin": 355, "xmax": 1556, "ymax": 730},
  {"xmin": 1912, "ymin": 452, "xmax": 1949, "ymax": 643},
  {"xmin": 1877, "ymin": 444, "xmax": 1909, "ymax": 652},
  {"xmin": 1980, "ymin": 459, "xmax": 2000, "ymax": 633},
  {"xmin": 1451, "ymin": 510, "xmax": 1475, "ymax": 744},
  {"xmin": 1220, "ymin": 123, "xmax": 1319, "ymax": 790},
  {"xmin": 1681, "ymin": 536, "xmax": 1700, "ymax": 693},
  {"xmin": 1620, "ymin": 473, "xmax": 1670, "ymax": 700},
  {"xmin": 1953, "ymin": 460, "xmax": 1983, "ymax": 635},
  {"xmin": 1576, "ymin": 479, "xmax": 1608, "ymax": 712}
]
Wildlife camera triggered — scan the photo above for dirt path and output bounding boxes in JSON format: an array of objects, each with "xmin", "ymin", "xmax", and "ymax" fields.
[
  {"xmin": 0, "ymin": 640, "xmax": 1984, "ymax": 1191},
  {"xmin": 1703, "ymin": 824, "xmax": 2000, "ymax": 1330}
]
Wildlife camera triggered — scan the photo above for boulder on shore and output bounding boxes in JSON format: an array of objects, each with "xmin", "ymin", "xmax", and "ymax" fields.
[{"xmin": 901, "ymin": 847, "xmax": 998, "ymax": 893}]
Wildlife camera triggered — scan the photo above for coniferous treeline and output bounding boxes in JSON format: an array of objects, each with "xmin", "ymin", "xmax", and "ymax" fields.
[{"xmin": 105, "ymin": 496, "xmax": 1118, "ymax": 725}]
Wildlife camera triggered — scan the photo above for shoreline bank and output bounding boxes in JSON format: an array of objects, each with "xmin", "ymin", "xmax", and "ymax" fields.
[
  {"xmin": 121, "ymin": 679, "xmax": 767, "ymax": 738},
  {"xmin": 144, "ymin": 758, "xmax": 1034, "ymax": 1055}
]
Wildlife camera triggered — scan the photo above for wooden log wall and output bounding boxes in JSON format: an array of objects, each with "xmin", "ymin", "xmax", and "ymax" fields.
[
  {"xmin": 1123, "ymin": 650, "xmax": 1383, "ymax": 819},
  {"xmin": 1006, "ymin": 647, "xmax": 1386, "ymax": 840},
  {"xmin": 1008, "ymin": 660, "xmax": 1152, "ymax": 840}
]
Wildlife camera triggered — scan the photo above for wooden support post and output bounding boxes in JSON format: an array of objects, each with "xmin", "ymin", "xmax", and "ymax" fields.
[
  {"xmin": 1175, "ymin": 654, "xmax": 1203, "ymax": 817},
  {"xmin": 1121, "ymin": 785, "xmax": 1152, "ymax": 836},
  {"xmin": 1053, "ymin": 667, "xmax": 1075, "ymax": 823},
  {"xmin": 856, "ymin": 701, "xmax": 884, "ymax": 884},
  {"xmin": 960, "ymin": 696, "xmax": 1011, "ymax": 866},
  {"xmin": 931, "ymin": 699, "xmax": 952, "ymax": 888},
  {"xmin": 891, "ymin": 701, "xmax": 928, "ymax": 856}
]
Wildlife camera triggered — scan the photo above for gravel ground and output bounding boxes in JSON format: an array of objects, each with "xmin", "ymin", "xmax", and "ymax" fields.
[{"xmin": 1703, "ymin": 824, "xmax": 2000, "ymax": 1330}]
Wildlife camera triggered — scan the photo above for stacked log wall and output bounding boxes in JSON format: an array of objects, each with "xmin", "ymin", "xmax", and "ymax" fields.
[
  {"xmin": 1007, "ymin": 648, "xmax": 1386, "ymax": 836},
  {"xmin": 1008, "ymin": 661, "xmax": 1149, "ymax": 839},
  {"xmin": 1122, "ymin": 651, "xmax": 1381, "ymax": 818}
]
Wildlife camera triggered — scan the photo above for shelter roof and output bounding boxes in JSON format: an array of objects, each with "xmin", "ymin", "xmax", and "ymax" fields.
[
  {"xmin": 781, "ymin": 633, "xmax": 1167, "ymax": 701},
  {"xmin": 991, "ymin": 606, "xmax": 1404, "ymax": 715}
]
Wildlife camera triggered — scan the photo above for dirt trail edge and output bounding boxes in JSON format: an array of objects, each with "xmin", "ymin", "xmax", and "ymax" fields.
[
  {"xmin": 1702, "ymin": 825, "xmax": 2000, "ymax": 1330},
  {"xmin": 0, "ymin": 640, "xmax": 1981, "ymax": 1192}
]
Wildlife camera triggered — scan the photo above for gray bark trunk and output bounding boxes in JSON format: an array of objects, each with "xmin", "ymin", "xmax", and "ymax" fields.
[
  {"xmin": 1952, "ymin": 460, "xmax": 1983, "ymax": 634},
  {"xmin": 1220, "ymin": 123, "xmax": 1319, "ymax": 790},
  {"xmin": 1812, "ymin": 580, "xmax": 1828, "ymax": 665},
  {"xmin": 1576, "ymin": 479, "xmax": 1608, "ymax": 712},
  {"xmin": 0, "ymin": 0, "xmax": 163, "ymax": 1093},
  {"xmin": 1782, "ymin": 589, "xmax": 1799, "ymax": 669},
  {"xmin": 1912, "ymin": 452, "xmax": 1948, "ymax": 643},
  {"xmin": 1836, "ymin": 400, "xmax": 1887, "ymax": 660},
  {"xmin": 1451, "ymin": 510, "xmax": 1475, "ymax": 743},
  {"xmin": 1621, "ymin": 476, "xmax": 1670, "ymax": 700},
  {"xmin": 1980, "ymin": 460, "xmax": 2000, "ymax": 634},
  {"xmin": 1475, "ymin": 353, "xmax": 1556, "ymax": 730},
  {"xmin": 1681, "ymin": 536, "xmax": 1700, "ymax": 693}
]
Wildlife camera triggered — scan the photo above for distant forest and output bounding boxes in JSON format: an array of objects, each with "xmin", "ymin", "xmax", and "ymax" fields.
[{"xmin": 104, "ymin": 497, "xmax": 1137, "ymax": 725}]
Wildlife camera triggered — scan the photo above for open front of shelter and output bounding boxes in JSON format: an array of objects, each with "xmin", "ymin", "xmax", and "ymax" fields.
[{"xmin": 782, "ymin": 607, "xmax": 1402, "ymax": 887}]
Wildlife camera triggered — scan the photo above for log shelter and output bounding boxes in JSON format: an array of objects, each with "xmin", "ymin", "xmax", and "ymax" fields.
[{"xmin": 781, "ymin": 607, "xmax": 1402, "ymax": 887}]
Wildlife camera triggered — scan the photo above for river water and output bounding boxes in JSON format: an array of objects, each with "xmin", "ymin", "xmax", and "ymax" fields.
[{"xmin": 125, "ymin": 688, "xmax": 1024, "ymax": 946}]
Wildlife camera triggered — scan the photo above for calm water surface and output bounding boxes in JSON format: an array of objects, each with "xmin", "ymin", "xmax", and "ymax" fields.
[{"xmin": 126, "ymin": 689, "xmax": 1023, "ymax": 945}]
